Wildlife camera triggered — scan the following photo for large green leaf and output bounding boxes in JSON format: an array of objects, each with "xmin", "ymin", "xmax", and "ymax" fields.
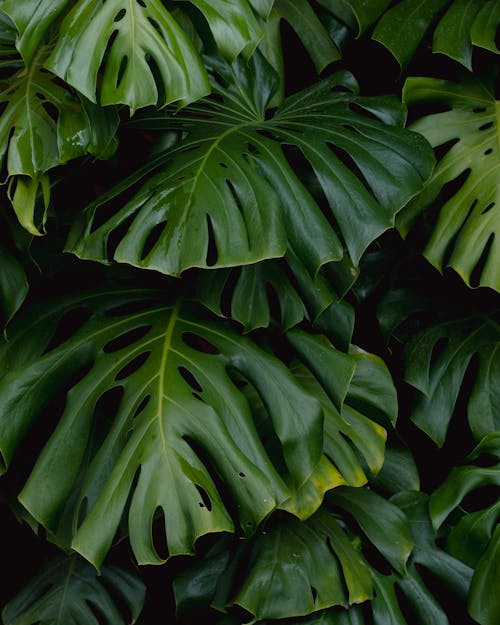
[
  {"xmin": 0, "ymin": 289, "xmax": 328, "ymax": 568},
  {"xmin": 0, "ymin": 50, "xmax": 119, "ymax": 234},
  {"xmin": 2, "ymin": 555, "xmax": 146, "ymax": 625},
  {"xmin": 41, "ymin": 0, "xmax": 210, "ymax": 112},
  {"xmin": 174, "ymin": 488, "xmax": 473, "ymax": 625},
  {"xmin": 320, "ymin": 0, "xmax": 500, "ymax": 68},
  {"xmin": 399, "ymin": 75, "xmax": 500, "ymax": 292},
  {"xmin": 378, "ymin": 287, "xmax": 500, "ymax": 445},
  {"xmin": 67, "ymin": 55, "xmax": 434, "ymax": 280},
  {"xmin": 175, "ymin": 489, "xmax": 412, "ymax": 621}
]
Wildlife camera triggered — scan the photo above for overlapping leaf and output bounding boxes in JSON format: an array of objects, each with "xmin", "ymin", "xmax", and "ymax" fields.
[
  {"xmin": 2, "ymin": 555, "xmax": 146, "ymax": 625},
  {"xmin": 0, "ymin": 289, "xmax": 328, "ymax": 568},
  {"xmin": 174, "ymin": 487, "xmax": 412, "ymax": 621},
  {"xmin": 379, "ymin": 286, "xmax": 500, "ymax": 445},
  {"xmin": 0, "ymin": 50, "xmax": 119, "ymax": 234},
  {"xmin": 196, "ymin": 252, "xmax": 356, "ymax": 341},
  {"xmin": 320, "ymin": 0, "xmax": 500, "ymax": 68},
  {"xmin": 209, "ymin": 492, "xmax": 471, "ymax": 625},
  {"xmin": 67, "ymin": 55, "xmax": 434, "ymax": 282},
  {"xmin": 398, "ymin": 75, "xmax": 500, "ymax": 291},
  {"xmin": 248, "ymin": 332, "xmax": 395, "ymax": 518},
  {"xmin": 430, "ymin": 434, "xmax": 500, "ymax": 625}
]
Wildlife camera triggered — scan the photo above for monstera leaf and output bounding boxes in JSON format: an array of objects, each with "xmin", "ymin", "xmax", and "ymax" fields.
[
  {"xmin": 0, "ymin": 244, "xmax": 27, "ymax": 327},
  {"xmin": 67, "ymin": 54, "xmax": 434, "ymax": 282},
  {"xmin": 378, "ymin": 285, "xmax": 500, "ymax": 446},
  {"xmin": 398, "ymin": 75, "xmax": 500, "ymax": 292},
  {"xmin": 174, "ymin": 487, "xmax": 412, "ymax": 621},
  {"xmin": 244, "ymin": 331, "xmax": 395, "ymax": 519},
  {"xmin": 319, "ymin": 0, "xmax": 500, "ymax": 68},
  {"xmin": 209, "ymin": 492, "xmax": 471, "ymax": 625},
  {"xmin": 196, "ymin": 250, "xmax": 356, "ymax": 340},
  {"xmin": 0, "ymin": 289, "xmax": 331, "ymax": 568},
  {"xmin": 2, "ymin": 554, "xmax": 146, "ymax": 625},
  {"xmin": 430, "ymin": 434, "xmax": 500, "ymax": 625},
  {"xmin": 0, "ymin": 50, "xmax": 119, "ymax": 234}
]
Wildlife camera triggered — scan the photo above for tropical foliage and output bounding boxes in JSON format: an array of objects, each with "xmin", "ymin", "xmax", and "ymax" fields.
[{"xmin": 0, "ymin": 1, "xmax": 498, "ymax": 624}]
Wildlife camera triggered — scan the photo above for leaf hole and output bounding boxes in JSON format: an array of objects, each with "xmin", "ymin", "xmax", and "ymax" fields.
[
  {"xmin": 106, "ymin": 211, "xmax": 139, "ymax": 260},
  {"xmin": 133, "ymin": 394, "xmax": 151, "ymax": 419},
  {"xmin": 219, "ymin": 162, "xmax": 228, "ymax": 169},
  {"xmin": 310, "ymin": 586, "xmax": 318, "ymax": 602},
  {"xmin": 481, "ymin": 202, "xmax": 495, "ymax": 215},
  {"xmin": 479, "ymin": 121, "xmax": 493, "ymax": 131},
  {"xmin": 434, "ymin": 138, "xmax": 459, "ymax": 162},
  {"xmin": 147, "ymin": 17, "xmax": 162, "ymax": 37},
  {"xmin": 114, "ymin": 8, "xmax": 127, "ymax": 22},
  {"xmin": 152, "ymin": 506, "xmax": 169, "ymax": 560},
  {"xmin": 182, "ymin": 332, "xmax": 220, "ymax": 354},
  {"xmin": 470, "ymin": 233, "xmax": 495, "ymax": 288},
  {"xmin": 195, "ymin": 484, "xmax": 212, "ymax": 511},
  {"xmin": 42, "ymin": 307, "xmax": 92, "ymax": 354},
  {"xmin": 141, "ymin": 221, "xmax": 167, "ymax": 260},
  {"xmin": 484, "ymin": 148, "xmax": 493, "ymax": 155},
  {"xmin": 473, "ymin": 107, "xmax": 486, "ymax": 113},
  {"xmin": 116, "ymin": 56, "xmax": 128, "ymax": 88},
  {"xmin": 42, "ymin": 101, "xmax": 59, "ymax": 122},
  {"xmin": 205, "ymin": 214, "xmax": 218, "ymax": 266},
  {"xmin": 238, "ymin": 472, "xmax": 246, "ymax": 478},
  {"xmin": 92, "ymin": 387, "xmax": 124, "ymax": 449},
  {"xmin": 178, "ymin": 366, "xmax": 203, "ymax": 392},
  {"xmin": 114, "ymin": 351, "xmax": 151, "ymax": 381},
  {"xmin": 103, "ymin": 325, "xmax": 152, "ymax": 353}
]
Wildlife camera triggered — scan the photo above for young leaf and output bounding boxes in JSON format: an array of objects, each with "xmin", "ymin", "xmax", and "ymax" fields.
[
  {"xmin": 400, "ymin": 75, "xmax": 500, "ymax": 292},
  {"xmin": 0, "ymin": 290, "xmax": 326, "ymax": 568}
]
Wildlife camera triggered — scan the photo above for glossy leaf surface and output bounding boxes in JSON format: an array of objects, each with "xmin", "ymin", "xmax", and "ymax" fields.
[
  {"xmin": 0, "ymin": 290, "xmax": 325, "ymax": 567},
  {"xmin": 400, "ymin": 76, "xmax": 500, "ymax": 292},
  {"xmin": 68, "ymin": 58, "xmax": 434, "ymax": 279}
]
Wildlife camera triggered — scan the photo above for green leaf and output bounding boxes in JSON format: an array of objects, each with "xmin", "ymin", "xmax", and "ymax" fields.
[
  {"xmin": 405, "ymin": 313, "xmax": 499, "ymax": 445},
  {"xmin": 320, "ymin": 0, "xmax": 500, "ymax": 67},
  {"xmin": 0, "ymin": 289, "xmax": 325, "ymax": 568},
  {"xmin": 1, "ymin": 0, "xmax": 70, "ymax": 66},
  {"xmin": 429, "ymin": 436, "xmax": 500, "ymax": 530},
  {"xmin": 328, "ymin": 486, "xmax": 413, "ymax": 575},
  {"xmin": 468, "ymin": 524, "xmax": 500, "ymax": 625},
  {"xmin": 281, "ymin": 341, "xmax": 391, "ymax": 518},
  {"xmin": 2, "ymin": 554, "xmax": 146, "ymax": 625},
  {"xmin": 214, "ymin": 508, "xmax": 374, "ymax": 619},
  {"xmin": 370, "ymin": 445, "xmax": 421, "ymax": 495},
  {"xmin": 44, "ymin": 0, "xmax": 210, "ymax": 112},
  {"xmin": 67, "ymin": 57, "xmax": 434, "ymax": 280},
  {"xmin": 0, "ymin": 244, "xmax": 28, "ymax": 327},
  {"xmin": 183, "ymin": 0, "xmax": 265, "ymax": 60},
  {"xmin": 274, "ymin": 0, "xmax": 342, "ymax": 72},
  {"xmin": 399, "ymin": 75, "xmax": 500, "ymax": 292},
  {"xmin": 0, "ymin": 51, "xmax": 119, "ymax": 234}
]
